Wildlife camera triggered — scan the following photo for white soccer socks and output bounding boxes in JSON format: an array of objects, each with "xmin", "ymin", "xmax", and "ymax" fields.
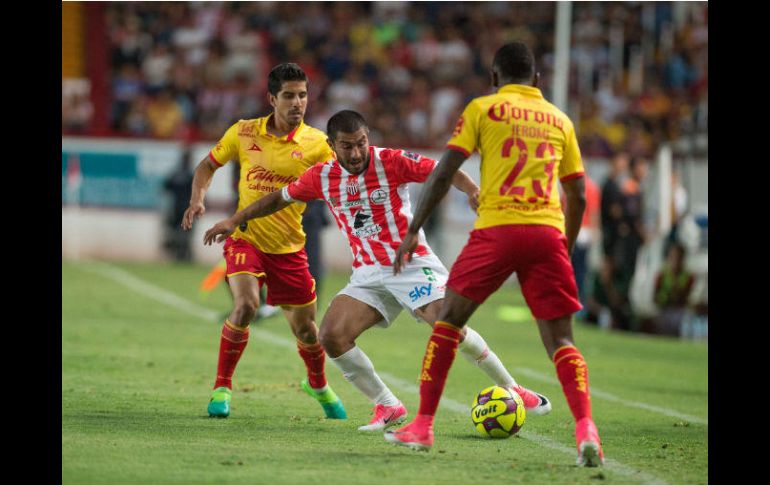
[
  {"xmin": 459, "ymin": 327, "xmax": 517, "ymax": 388},
  {"xmin": 330, "ymin": 346, "xmax": 400, "ymax": 407}
]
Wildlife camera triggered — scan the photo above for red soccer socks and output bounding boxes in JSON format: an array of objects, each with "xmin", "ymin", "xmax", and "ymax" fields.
[
  {"xmin": 214, "ymin": 320, "xmax": 250, "ymax": 389},
  {"xmin": 297, "ymin": 340, "xmax": 327, "ymax": 390},
  {"xmin": 553, "ymin": 345, "xmax": 593, "ymax": 422},
  {"xmin": 417, "ymin": 321, "xmax": 463, "ymax": 417}
]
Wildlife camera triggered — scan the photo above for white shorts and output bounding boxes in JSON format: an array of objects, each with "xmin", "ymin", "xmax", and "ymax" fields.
[{"xmin": 337, "ymin": 253, "xmax": 449, "ymax": 328}]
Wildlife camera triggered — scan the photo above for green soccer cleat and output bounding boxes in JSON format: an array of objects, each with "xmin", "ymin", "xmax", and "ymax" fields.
[
  {"xmin": 301, "ymin": 379, "xmax": 347, "ymax": 419},
  {"xmin": 207, "ymin": 387, "xmax": 232, "ymax": 418}
]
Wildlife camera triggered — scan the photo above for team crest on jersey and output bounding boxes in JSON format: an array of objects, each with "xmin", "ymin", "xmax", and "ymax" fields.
[
  {"xmin": 369, "ymin": 188, "xmax": 388, "ymax": 205},
  {"xmin": 402, "ymin": 151, "xmax": 420, "ymax": 162},
  {"xmin": 291, "ymin": 150, "xmax": 303, "ymax": 159},
  {"xmin": 346, "ymin": 180, "xmax": 360, "ymax": 195}
]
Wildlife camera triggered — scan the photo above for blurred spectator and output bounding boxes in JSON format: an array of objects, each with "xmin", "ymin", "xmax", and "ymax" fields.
[
  {"xmin": 110, "ymin": 14, "xmax": 152, "ymax": 68},
  {"xmin": 578, "ymin": 98, "xmax": 616, "ymax": 157},
  {"xmin": 171, "ymin": 9, "xmax": 211, "ymax": 66},
  {"xmin": 600, "ymin": 153, "xmax": 629, "ymax": 264},
  {"xmin": 410, "ymin": 25, "xmax": 441, "ymax": 71},
  {"xmin": 123, "ymin": 95, "xmax": 150, "ymax": 135},
  {"xmin": 111, "ymin": 65, "xmax": 144, "ymax": 129},
  {"xmin": 612, "ymin": 155, "xmax": 650, "ymax": 330},
  {"xmin": 162, "ymin": 149, "xmax": 194, "ymax": 262},
  {"xmin": 664, "ymin": 46, "xmax": 695, "ymax": 92},
  {"xmin": 434, "ymin": 26, "xmax": 472, "ymax": 82},
  {"xmin": 429, "ymin": 77, "xmax": 463, "ymax": 141},
  {"xmin": 142, "ymin": 43, "xmax": 174, "ymax": 92},
  {"xmin": 326, "ymin": 66, "xmax": 371, "ymax": 113},
  {"xmin": 146, "ymin": 88, "xmax": 184, "ymax": 138},
  {"xmin": 651, "ymin": 241, "xmax": 694, "ymax": 336},
  {"xmin": 200, "ymin": 39, "xmax": 228, "ymax": 86},
  {"xmin": 595, "ymin": 76, "xmax": 627, "ymax": 124},
  {"xmin": 594, "ymin": 152, "xmax": 628, "ymax": 327},
  {"xmin": 222, "ymin": 17, "xmax": 266, "ymax": 82}
]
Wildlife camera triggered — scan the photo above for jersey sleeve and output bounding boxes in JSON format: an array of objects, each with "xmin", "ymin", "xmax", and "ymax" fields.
[
  {"xmin": 382, "ymin": 149, "xmax": 438, "ymax": 184},
  {"xmin": 559, "ymin": 124, "xmax": 585, "ymax": 182},
  {"xmin": 208, "ymin": 123, "xmax": 240, "ymax": 167},
  {"xmin": 445, "ymin": 101, "xmax": 482, "ymax": 157},
  {"xmin": 285, "ymin": 164, "xmax": 324, "ymax": 202}
]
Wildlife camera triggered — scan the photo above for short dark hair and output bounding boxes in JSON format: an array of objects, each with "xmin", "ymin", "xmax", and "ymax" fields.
[
  {"xmin": 267, "ymin": 63, "xmax": 308, "ymax": 96},
  {"xmin": 492, "ymin": 42, "xmax": 535, "ymax": 83},
  {"xmin": 327, "ymin": 110, "xmax": 368, "ymax": 141}
]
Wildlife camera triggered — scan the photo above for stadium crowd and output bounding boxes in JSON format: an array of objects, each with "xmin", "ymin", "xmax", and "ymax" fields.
[{"xmin": 63, "ymin": 1, "xmax": 707, "ymax": 159}]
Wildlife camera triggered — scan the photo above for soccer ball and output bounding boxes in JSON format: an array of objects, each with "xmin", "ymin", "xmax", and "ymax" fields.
[{"xmin": 471, "ymin": 385, "xmax": 526, "ymax": 439}]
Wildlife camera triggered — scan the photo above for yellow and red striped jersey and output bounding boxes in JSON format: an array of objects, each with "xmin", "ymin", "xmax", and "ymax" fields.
[
  {"xmin": 446, "ymin": 84, "xmax": 584, "ymax": 234},
  {"xmin": 209, "ymin": 115, "xmax": 334, "ymax": 254}
]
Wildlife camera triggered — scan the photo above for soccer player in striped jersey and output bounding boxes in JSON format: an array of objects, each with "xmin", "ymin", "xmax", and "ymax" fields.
[
  {"xmin": 203, "ymin": 110, "xmax": 552, "ymax": 432},
  {"xmin": 182, "ymin": 63, "xmax": 346, "ymax": 420},
  {"xmin": 386, "ymin": 42, "xmax": 604, "ymax": 466}
]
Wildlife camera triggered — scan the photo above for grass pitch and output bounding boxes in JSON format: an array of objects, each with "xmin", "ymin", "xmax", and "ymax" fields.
[{"xmin": 62, "ymin": 261, "xmax": 707, "ymax": 485}]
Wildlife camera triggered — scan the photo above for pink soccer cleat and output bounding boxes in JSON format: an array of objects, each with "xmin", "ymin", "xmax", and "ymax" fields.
[
  {"xmin": 358, "ymin": 402, "xmax": 408, "ymax": 432},
  {"xmin": 510, "ymin": 385, "xmax": 552, "ymax": 416},
  {"xmin": 575, "ymin": 417, "xmax": 604, "ymax": 467},
  {"xmin": 383, "ymin": 417, "xmax": 434, "ymax": 451}
]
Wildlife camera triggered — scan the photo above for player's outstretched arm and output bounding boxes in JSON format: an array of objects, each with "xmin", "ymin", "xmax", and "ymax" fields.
[
  {"xmin": 394, "ymin": 148, "xmax": 468, "ymax": 274},
  {"xmin": 561, "ymin": 176, "xmax": 586, "ymax": 256},
  {"xmin": 203, "ymin": 191, "xmax": 294, "ymax": 245},
  {"xmin": 182, "ymin": 158, "xmax": 219, "ymax": 231}
]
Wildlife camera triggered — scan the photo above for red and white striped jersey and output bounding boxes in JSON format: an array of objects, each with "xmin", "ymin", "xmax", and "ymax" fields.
[{"xmin": 282, "ymin": 146, "xmax": 435, "ymax": 267}]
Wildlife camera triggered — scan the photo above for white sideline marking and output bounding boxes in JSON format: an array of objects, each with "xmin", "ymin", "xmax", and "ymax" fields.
[
  {"xmin": 513, "ymin": 367, "xmax": 708, "ymax": 426},
  {"xmin": 78, "ymin": 262, "xmax": 670, "ymax": 485},
  {"xmin": 79, "ymin": 262, "xmax": 222, "ymax": 321}
]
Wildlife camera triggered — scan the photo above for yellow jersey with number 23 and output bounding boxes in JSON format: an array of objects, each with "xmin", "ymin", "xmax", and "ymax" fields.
[{"xmin": 446, "ymin": 84, "xmax": 585, "ymax": 234}]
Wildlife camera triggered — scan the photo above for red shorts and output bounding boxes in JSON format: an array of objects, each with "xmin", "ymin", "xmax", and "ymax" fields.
[
  {"xmin": 446, "ymin": 225, "xmax": 581, "ymax": 320},
  {"xmin": 223, "ymin": 237, "xmax": 316, "ymax": 307}
]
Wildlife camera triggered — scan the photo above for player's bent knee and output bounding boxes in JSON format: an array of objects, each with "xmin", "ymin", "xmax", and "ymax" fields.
[
  {"xmin": 319, "ymin": 324, "xmax": 349, "ymax": 356},
  {"xmin": 293, "ymin": 322, "xmax": 319, "ymax": 345},
  {"xmin": 232, "ymin": 300, "xmax": 258, "ymax": 323}
]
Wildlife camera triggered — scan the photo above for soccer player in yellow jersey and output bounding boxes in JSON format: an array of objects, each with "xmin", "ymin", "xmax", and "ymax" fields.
[
  {"xmin": 181, "ymin": 63, "xmax": 346, "ymax": 420},
  {"xmin": 386, "ymin": 42, "xmax": 604, "ymax": 466}
]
